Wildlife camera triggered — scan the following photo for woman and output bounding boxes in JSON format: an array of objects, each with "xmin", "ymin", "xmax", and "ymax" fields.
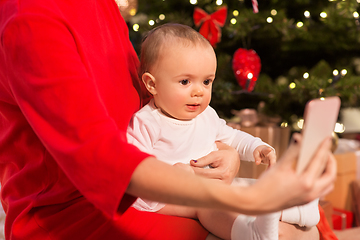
[{"xmin": 0, "ymin": 0, "xmax": 336, "ymax": 239}]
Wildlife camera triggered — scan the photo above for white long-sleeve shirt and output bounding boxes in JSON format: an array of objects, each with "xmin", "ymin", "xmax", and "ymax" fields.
[
  {"xmin": 127, "ymin": 100, "xmax": 271, "ymax": 212},
  {"xmin": 127, "ymin": 100, "xmax": 271, "ymax": 165}
]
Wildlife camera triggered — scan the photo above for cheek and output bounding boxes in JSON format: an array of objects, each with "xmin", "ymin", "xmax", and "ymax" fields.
[
  {"xmin": 204, "ymin": 89, "xmax": 212, "ymax": 102},
  {"xmin": 165, "ymin": 88, "xmax": 187, "ymax": 100},
  {"xmin": 161, "ymin": 89, "xmax": 185, "ymax": 106}
]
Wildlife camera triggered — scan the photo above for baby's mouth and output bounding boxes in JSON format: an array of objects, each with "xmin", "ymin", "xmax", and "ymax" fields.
[{"xmin": 186, "ymin": 103, "xmax": 200, "ymax": 110}]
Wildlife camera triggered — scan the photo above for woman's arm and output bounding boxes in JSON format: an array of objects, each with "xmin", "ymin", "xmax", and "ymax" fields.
[
  {"xmin": 1, "ymin": 12, "xmax": 149, "ymax": 218},
  {"xmin": 127, "ymin": 133, "xmax": 336, "ymax": 215}
]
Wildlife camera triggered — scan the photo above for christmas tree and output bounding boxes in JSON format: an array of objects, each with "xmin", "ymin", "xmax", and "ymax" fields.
[{"xmin": 123, "ymin": 0, "xmax": 360, "ymax": 129}]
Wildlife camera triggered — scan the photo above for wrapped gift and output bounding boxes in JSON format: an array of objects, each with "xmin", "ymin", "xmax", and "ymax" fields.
[
  {"xmin": 332, "ymin": 208, "xmax": 354, "ymax": 230},
  {"xmin": 324, "ymin": 152, "xmax": 357, "ymax": 211},
  {"xmin": 240, "ymin": 126, "xmax": 291, "ymax": 158},
  {"xmin": 236, "ymin": 125, "xmax": 291, "ymax": 179}
]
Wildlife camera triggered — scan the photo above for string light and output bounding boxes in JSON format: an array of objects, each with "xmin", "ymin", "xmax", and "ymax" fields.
[
  {"xmin": 247, "ymin": 73, "xmax": 254, "ymax": 79},
  {"xmin": 271, "ymin": 9, "xmax": 277, "ymax": 16},
  {"xmin": 129, "ymin": 8, "xmax": 137, "ymax": 17},
  {"xmin": 303, "ymin": 72, "xmax": 309, "ymax": 79},
  {"xmin": 267, "ymin": 17, "xmax": 273, "ymax": 23},
  {"xmin": 159, "ymin": 14, "xmax": 165, "ymax": 20},
  {"xmin": 289, "ymin": 82, "xmax": 296, "ymax": 89},
  {"xmin": 334, "ymin": 123, "xmax": 346, "ymax": 133},
  {"xmin": 133, "ymin": 24, "xmax": 139, "ymax": 32},
  {"xmin": 296, "ymin": 21, "xmax": 304, "ymax": 28},
  {"xmin": 230, "ymin": 18, "xmax": 237, "ymax": 24},
  {"xmin": 304, "ymin": 11, "xmax": 310, "ymax": 18},
  {"xmin": 354, "ymin": 12, "xmax": 359, "ymax": 18},
  {"xmin": 233, "ymin": 10, "xmax": 239, "ymax": 17},
  {"xmin": 148, "ymin": 20, "xmax": 155, "ymax": 26},
  {"xmin": 281, "ymin": 122, "xmax": 288, "ymax": 128},
  {"xmin": 320, "ymin": 12, "xmax": 327, "ymax": 18},
  {"xmin": 341, "ymin": 69, "xmax": 347, "ymax": 76},
  {"xmin": 216, "ymin": 0, "xmax": 223, "ymax": 5},
  {"xmin": 297, "ymin": 119, "xmax": 304, "ymax": 129},
  {"xmin": 189, "ymin": 0, "xmax": 197, "ymax": 5},
  {"xmin": 332, "ymin": 69, "xmax": 342, "ymax": 83}
]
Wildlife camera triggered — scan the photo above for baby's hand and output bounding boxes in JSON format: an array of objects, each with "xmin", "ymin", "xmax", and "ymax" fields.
[{"xmin": 253, "ymin": 145, "xmax": 276, "ymax": 167}]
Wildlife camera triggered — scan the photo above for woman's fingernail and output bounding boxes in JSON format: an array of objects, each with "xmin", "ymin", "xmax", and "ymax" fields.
[{"xmin": 192, "ymin": 159, "xmax": 197, "ymax": 163}]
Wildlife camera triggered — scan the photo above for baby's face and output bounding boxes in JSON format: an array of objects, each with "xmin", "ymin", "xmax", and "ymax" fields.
[{"xmin": 149, "ymin": 42, "xmax": 216, "ymax": 121}]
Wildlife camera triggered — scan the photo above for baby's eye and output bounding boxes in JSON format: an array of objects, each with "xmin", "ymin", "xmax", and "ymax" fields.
[
  {"xmin": 203, "ymin": 79, "xmax": 212, "ymax": 86},
  {"xmin": 180, "ymin": 79, "xmax": 189, "ymax": 85}
]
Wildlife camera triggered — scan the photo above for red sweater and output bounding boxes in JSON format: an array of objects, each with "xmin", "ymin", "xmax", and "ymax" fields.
[{"xmin": 0, "ymin": 0, "xmax": 207, "ymax": 239}]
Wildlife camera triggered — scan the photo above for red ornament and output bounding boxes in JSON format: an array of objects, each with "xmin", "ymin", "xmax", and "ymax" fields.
[
  {"xmin": 232, "ymin": 48, "xmax": 261, "ymax": 92},
  {"xmin": 193, "ymin": 6, "xmax": 227, "ymax": 47}
]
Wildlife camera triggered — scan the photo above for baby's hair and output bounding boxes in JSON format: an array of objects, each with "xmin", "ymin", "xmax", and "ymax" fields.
[{"xmin": 139, "ymin": 23, "xmax": 211, "ymax": 77}]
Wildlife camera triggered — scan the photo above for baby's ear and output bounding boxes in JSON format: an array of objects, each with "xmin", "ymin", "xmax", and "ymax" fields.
[{"xmin": 142, "ymin": 73, "xmax": 157, "ymax": 95}]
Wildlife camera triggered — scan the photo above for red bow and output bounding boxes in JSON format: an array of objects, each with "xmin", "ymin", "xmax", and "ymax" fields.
[{"xmin": 193, "ymin": 6, "xmax": 227, "ymax": 47}]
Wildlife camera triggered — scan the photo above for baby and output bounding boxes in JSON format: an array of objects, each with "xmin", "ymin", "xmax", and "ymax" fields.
[{"xmin": 127, "ymin": 23, "xmax": 319, "ymax": 240}]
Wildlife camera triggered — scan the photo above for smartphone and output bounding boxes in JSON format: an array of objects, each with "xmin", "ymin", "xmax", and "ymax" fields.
[{"xmin": 296, "ymin": 96, "xmax": 341, "ymax": 174}]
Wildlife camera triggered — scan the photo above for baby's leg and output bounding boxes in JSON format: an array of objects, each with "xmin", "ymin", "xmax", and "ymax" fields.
[
  {"xmin": 197, "ymin": 209, "xmax": 280, "ymax": 240},
  {"xmin": 229, "ymin": 211, "xmax": 281, "ymax": 240},
  {"xmin": 158, "ymin": 204, "xmax": 280, "ymax": 240},
  {"xmin": 158, "ymin": 205, "xmax": 236, "ymax": 239},
  {"xmin": 280, "ymin": 198, "xmax": 320, "ymax": 227}
]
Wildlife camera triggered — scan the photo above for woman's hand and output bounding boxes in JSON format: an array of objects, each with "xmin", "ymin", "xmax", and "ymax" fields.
[
  {"xmin": 189, "ymin": 142, "xmax": 240, "ymax": 184},
  {"xmin": 246, "ymin": 133, "xmax": 336, "ymax": 213}
]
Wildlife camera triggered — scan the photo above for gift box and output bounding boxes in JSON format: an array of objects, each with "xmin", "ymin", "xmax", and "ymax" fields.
[
  {"xmin": 332, "ymin": 208, "xmax": 354, "ymax": 230},
  {"xmin": 236, "ymin": 126, "xmax": 291, "ymax": 179},
  {"xmin": 324, "ymin": 152, "xmax": 357, "ymax": 211}
]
